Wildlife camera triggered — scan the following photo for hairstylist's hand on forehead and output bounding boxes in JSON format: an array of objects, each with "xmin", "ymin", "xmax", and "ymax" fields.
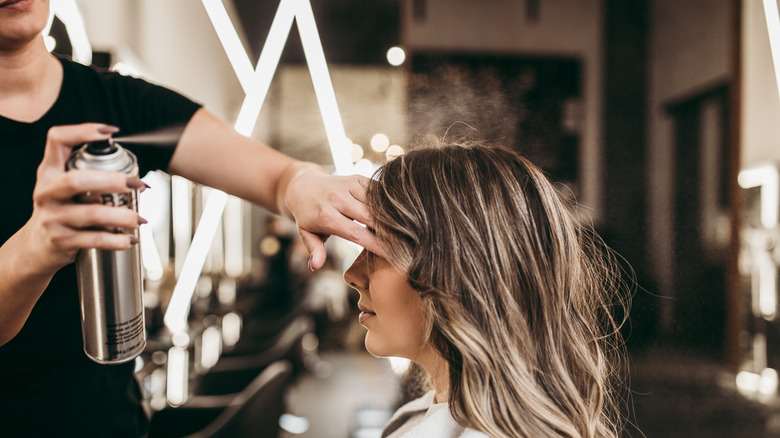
[
  {"xmin": 281, "ymin": 166, "xmax": 382, "ymax": 270},
  {"xmin": 170, "ymin": 108, "xmax": 383, "ymax": 271}
]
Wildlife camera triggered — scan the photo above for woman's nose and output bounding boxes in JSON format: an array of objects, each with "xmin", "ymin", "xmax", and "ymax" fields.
[{"xmin": 344, "ymin": 249, "xmax": 368, "ymax": 290}]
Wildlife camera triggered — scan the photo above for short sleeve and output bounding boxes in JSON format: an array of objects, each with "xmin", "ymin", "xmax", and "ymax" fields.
[{"xmin": 97, "ymin": 72, "xmax": 203, "ymax": 175}]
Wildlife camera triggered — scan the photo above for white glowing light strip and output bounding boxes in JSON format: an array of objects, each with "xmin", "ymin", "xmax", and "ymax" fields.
[
  {"xmin": 204, "ymin": 187, "xmax": 225, "ymax": 274},
  {"xmin": 737, "ymin": 368, "xmax": 779, "ymax": 396},
  {"xmin": 763, "ymin": 0, "xmax": 780, "ymax": 104},
  {"xmin": 54, "ymin": 0, "xmax": 92, "ymax": 64},
  {"xmin": 217, "ymin": 277, "xmax": 237, "ymax": 307},
  {"xmin": 140, "ymin": 225, "xmax": 164, "ymax": 281},
  {"xmin": 737, "ymin": 370, "xmax": 761, "ymax": 394},
  {"xmin": 201, "ymin": 0, "xmax": 256, "ymax": 93},
  {"xmin": 233, "ymin": 0, "xmax": 296, "ymax": 135},
  {"xmin": 200, "ymin": 326, "xmax": 222, "ymax": 369},
  {"xmin": 45, "ymin": 0, "xmax": 92, "ymax": 65},
  {"xmin": 224, "ymin": 197, "xmax": 244, "ymax": 277},
  {"xmin": 166, "ymin": 347, "xmax": 189, "ymax": 406},
  {"xmin": 171, "ymin": 176, "xmax": 192, "ymax": 277},
  {"xmin": 761, "ymin": 368, "xmax": 779, "ymax": 395},
  {"xmin": 295, "ymin": 0, "xmax": 352, "ymax": 174},
  {"xmin": 222, "ymin": 312, "xmax": 242, "ymax": 346},
  {"xmin": 164, "ymin": 191, "xmax": 228, "ymax": 333},
  {"xmin": 738, "ymin": 164, "xmax": 779, "ymax": 228},
  {"xmin": 760, "ymin": 255, "xmax": 777, "ymax": 319}
]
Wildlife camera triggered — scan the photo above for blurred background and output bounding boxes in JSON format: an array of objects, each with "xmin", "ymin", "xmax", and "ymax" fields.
[{"xmin": 45, "ymin": 0, "xmax": 780, "ymax": 436}]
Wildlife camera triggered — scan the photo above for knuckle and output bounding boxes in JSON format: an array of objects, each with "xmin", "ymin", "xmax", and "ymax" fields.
[
  {"xmin": 325, "ymin": 190, "xmax": 342, "ymax": 205},
  {"xmin": 84, "ymin": 206, "xmax": 101, "ymax": 225},
  {"xmin": 38, "ymin": 210, "xmax": 60, "ymax": 230},
  {"xmin": 315, "ymin": 208, "xmax": 335, "ymax": 227},
  {"xmin": 32, "ymin": 187, "xmax": 46, "ymax": 205},
  {"xmin": 49, "ymin": 230, "xmax": 71, "ymax": 251},
  {"xmin": 93, "ymin": 232, "xmax": 114, "ymax": 249},
  {"xmin": 46, "ymin": 127, "xmax": 64, "ymax": 144},
  {"xmin": 62, "ymin": 172, "xmax": 81, "ymax": 192}
]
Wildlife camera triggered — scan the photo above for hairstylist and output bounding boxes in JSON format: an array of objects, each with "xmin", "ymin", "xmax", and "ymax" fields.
[{"xmin": 0, "ymin": 0, "xmax": 377, "ymax": 436}]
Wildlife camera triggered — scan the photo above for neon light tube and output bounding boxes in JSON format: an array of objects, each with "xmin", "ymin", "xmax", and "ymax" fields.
[
  {"xmin": 234, "ymin": 0, "xmax": 296, "ymax": 135},
  {"xmin": 763, "ymin": 0, "xmax": 780, "ymax": 104},
  {"xmin": 164, "ymin": 190, "xmax": 228, "ymax": 333},
  {"xmin": 295, "ymin": 0, "xmax": 352, "ymax": 174},
  {"xmin": 202, "ymin": 0, "xmax": 256, "ymax": 92},
  {"xmin": 44, "ymin": 0, "xmax": 92, "ymax": 65}
]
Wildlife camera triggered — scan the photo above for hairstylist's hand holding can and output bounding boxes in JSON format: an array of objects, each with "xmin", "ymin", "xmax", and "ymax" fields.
[{"xmin": 29, "ymin": 123, "xmax": 147, "ymax": 272}]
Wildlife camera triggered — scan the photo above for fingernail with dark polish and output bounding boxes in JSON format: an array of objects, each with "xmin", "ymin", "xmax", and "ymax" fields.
[
  {"xmin": 138, "ymin": 217, "xmax": 148, "ymax": 225},
  {"xmin": 126, "ymin": 177, "xmax": 145, "ymax": 190},
  {"xmin": 97, "ymin": 125, "xmax": 120, "ymax": 135},
  {"xmin": 129, "ymin": 236, "xmax": 140, "ymax": 245}
]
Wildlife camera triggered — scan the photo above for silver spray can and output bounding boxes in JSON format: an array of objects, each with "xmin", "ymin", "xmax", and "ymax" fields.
[{"xmin": 66, "ymin": 139, "xmax": 146, "ymax": 364}]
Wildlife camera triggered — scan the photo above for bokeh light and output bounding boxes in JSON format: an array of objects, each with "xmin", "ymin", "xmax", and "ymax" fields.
[
  {"xmin": 370, "ymin": 133, "xmax": 390, "ymax": 153},
  {"xmin": 351, "ymin": 143, "xmax": 365, "ymax": 162},
  {"xmin": 354, "ymin": 159, "xmax": 375, "ymax": 177},
  {"xmin": 386, "ymin": 46, "xmax": 406, "ymax": 66},
  {"xmin": 386, "ymin": 145, "xmax": 405, "ymax": 160}
]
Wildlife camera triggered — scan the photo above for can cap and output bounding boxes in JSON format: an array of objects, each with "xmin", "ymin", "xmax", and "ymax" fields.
[{"xmin": 85, "ymin": 139, "xmax": 118, "ymax": 156}]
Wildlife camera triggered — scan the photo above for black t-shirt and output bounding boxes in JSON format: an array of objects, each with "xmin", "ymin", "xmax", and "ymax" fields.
[{"xmin": 0, "ymin": 56, "xmax": 201, "ymax": 437}]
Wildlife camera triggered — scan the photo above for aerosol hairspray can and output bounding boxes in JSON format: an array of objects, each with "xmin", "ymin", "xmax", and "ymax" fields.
[{"xmin": 66, "ymin": 139, "xmax": 145, "ymax": 364}]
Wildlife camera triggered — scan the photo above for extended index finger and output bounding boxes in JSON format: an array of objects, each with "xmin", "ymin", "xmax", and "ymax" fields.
[
  {"xmin": 349, "ymin": 224, "xmax": 385, "ymax": 259},
  {"xmin": 344, "ymin": 174, "xmax": 375, "ymax": 228},
  {"xmin": 41, "ymin": 123, "xmax": 119, "ymax": 171}
]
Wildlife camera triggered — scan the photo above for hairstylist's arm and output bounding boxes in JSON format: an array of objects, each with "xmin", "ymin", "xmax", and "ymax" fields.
[
  {"xmin": 169, "ymin": 108, "xmax": 380, "ymax": 269},
  {"xmin": 0, "ymin": 123, "xmax": 146, "ymax": 346}
]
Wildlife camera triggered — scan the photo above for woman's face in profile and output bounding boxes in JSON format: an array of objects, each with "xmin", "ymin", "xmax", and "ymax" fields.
[{"xmin": 344, "ymin": 249, "xmax": 429, "ymax": 360}]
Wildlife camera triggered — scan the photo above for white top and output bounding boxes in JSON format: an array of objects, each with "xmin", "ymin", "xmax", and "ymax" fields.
[{"xmin": 382, "ymin": 391, "xmax": 490, "ymax": 438}]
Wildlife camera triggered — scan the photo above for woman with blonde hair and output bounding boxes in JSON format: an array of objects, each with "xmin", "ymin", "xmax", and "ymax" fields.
[{"xmin": 344, "ymin": 141, "xmax": 629, "ymax": 437}]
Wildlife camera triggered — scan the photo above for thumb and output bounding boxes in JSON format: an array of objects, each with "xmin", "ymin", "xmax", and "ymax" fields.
[
  {"xmin": 299, "ymin": 229, "xmax": 328, "ymax": 271},
  {"xmin": 42, "ymin": 123, "xmax": 119, "ymax": 170}
]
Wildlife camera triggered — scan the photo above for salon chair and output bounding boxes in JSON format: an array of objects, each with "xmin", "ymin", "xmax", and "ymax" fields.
[
  {"xmin": 195, "ymin": 315, "xmax": 314, "ymax": 396},
  {"xmin": 225, "ymin": 306, "xmax": 303, "ymax": 357},
  {"xmin": 148, "ymin": 360, "xmax": 293, "ymax": 438}
]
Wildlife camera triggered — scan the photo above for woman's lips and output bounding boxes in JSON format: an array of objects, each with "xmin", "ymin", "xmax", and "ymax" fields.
[
  {"xmin": 357, "ymin": 302, "xmax": 376, "ymax": 324},
  {"xmin": 358, "ymin": 311, "xmax": 375, "ymax": 325}
]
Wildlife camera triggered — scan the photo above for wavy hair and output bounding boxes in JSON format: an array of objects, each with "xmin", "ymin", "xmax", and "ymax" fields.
[{"xmin": 367, "ymin": 141, "xmax": 629, "ymax": 438}]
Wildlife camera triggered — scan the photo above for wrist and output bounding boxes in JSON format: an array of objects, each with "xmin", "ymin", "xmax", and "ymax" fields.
[
  {"xmin": 276, "ymin": 161, "xmax": 326, "ymax": 220},
  {"xmin": 7, "ymin": 223, "xmax": 62, "ymax": 281}
]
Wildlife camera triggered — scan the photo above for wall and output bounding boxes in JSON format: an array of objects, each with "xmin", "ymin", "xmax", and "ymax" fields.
[
  {"xmin": 742, "ymin": 0, "xmax": 780, "ymax": 167},
  {"xmin": 76, "ymin": 0, "xmax": 243, "ymax": 122},
  {"xmin": 648, "ymin": 0, "xmax": 731, "ymax": 331},
  {"xmin": 402, "ymin": 0, "xmax": 604, "ymax": 216}
]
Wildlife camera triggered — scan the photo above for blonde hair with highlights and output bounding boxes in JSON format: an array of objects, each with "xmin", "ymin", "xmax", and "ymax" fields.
[{"xmin": 368, "ymin": 141, "xmax": 629, "ymax": 438}]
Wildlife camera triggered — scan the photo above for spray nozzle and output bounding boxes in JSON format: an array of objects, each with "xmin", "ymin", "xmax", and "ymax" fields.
[{"xmin": 85, "ymin": 139, "xmax": 119, "ymax": 156}]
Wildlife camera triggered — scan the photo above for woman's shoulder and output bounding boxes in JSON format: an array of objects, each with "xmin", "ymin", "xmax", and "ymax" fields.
[
  {"xmin": 382, "ymin": 390, "xmax": 436, "ymax": 437},
  {"xmin": 382, "ymin": 391, "xmax": 490, "ymax": 438}
]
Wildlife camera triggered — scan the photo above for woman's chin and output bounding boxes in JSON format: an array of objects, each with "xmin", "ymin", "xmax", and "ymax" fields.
[{"xmin": 364, "ymin": 335, "xmax": 392, "ymax": 358}]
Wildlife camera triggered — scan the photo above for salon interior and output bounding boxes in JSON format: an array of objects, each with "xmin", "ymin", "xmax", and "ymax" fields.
[{"xmin": 39, "ymin": 0, "xmax": 780, "ymax": 436}]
